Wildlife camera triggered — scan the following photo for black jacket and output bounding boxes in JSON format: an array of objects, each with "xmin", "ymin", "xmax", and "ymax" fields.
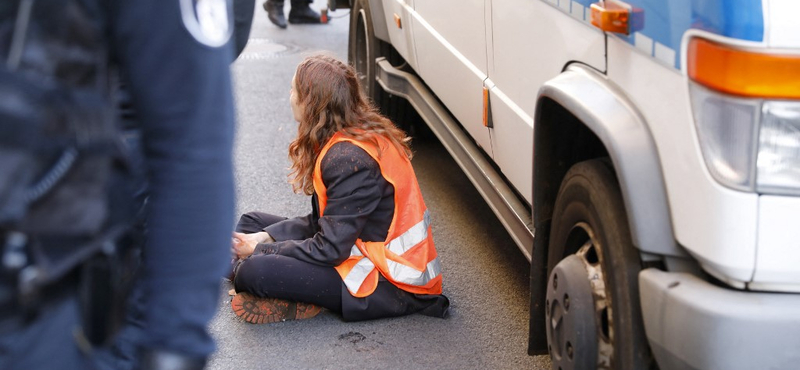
[{"xmin": 256, "ymin": 141, "xmax": 395, "ymax": 265}]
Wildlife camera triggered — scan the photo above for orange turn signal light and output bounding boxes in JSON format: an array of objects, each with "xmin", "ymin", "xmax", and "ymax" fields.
[
  {"xmin": 590, "ymin": 1, "xmax": 642, "ymax": 35},
  {"xmin": 394, "ymin": 13, "xmax": 402, "ymax": 29},
  {"xmin": 688, "ymin": 38, "xmax": 800, "ymax": 99},
  {"xmin": 590, "ymin": 3, "xmax": 629, "ymax": 34},
  {"xmin": 483, "ymin": 87, "xmax": 492, "ymax": 128}
]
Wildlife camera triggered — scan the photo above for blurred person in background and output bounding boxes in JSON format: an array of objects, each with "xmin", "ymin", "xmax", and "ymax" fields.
[
  {"xmin": 0, "ymin": 1, "xmax": 236, "ymax": 369},
  {"xmin": 229, "ymin": 55, "xmax": 449, "ymax": 324},
  {"xmin": 262, "ymin": 0, "xmax": 320, "ymax": 29}
]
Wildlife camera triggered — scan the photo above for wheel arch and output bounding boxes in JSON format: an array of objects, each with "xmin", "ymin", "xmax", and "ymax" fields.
[
  {"xmin": 528, "ymin": 63, "xmax": 682, "ymax": 354},
  {"xmin": 364, "ymin": 0, "xmax": 390, "ymax": 43},
  {"xmin": 535, "ymin": 63, "xmax": 680, "ymax": 258}
]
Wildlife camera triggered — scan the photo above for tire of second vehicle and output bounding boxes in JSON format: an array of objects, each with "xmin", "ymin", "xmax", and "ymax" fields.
[{"xmin": 348, "ymin": 0, "xmax": 379, "ymax": 99}]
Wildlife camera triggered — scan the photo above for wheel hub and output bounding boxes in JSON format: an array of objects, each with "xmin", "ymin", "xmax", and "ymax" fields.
[
  {"xmin": 546, "ymin": 239, "xmax": 610, "ymax": 369},
  {"xmin": 546, "ymin": 252, "xmax": 597, "ymax": 369}
]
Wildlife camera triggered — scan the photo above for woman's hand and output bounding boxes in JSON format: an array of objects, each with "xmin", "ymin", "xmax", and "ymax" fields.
[{"xmin": 231, "ymin": 231, "xmax": 274, "ymax": 259}]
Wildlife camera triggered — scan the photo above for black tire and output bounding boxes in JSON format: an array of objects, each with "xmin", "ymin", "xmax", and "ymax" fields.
[
  {"xmin": 348, "ymin": 0, "xmax": 381, "ymax": 101},
  {"xmin": 547, "ymin": 159, "xmax": 653, "ymax": 370},
  {"xmin": 347, "ymin": 0, "xmax": 421, "ymax": 136}
]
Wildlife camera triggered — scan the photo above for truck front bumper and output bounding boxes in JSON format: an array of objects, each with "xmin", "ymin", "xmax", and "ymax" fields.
[{"xmin": 639, "ymin": 268, "xmax": 800, "ymax": 370}]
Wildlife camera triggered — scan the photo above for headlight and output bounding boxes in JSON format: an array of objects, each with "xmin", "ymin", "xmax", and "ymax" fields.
[
  {"xmin": 688, "ymin": 36, "xmax": 800, "ymax": 195},
  {"xmin": 690, "ymin": 84, "xmax": 800, "ymax": 195},
  {"xmin": 757, "ymin": 102, "xmax": 800, "ymax": 194},
  {"xmin": 690, "ymin": 84, "xmax": 759, "ymax": 191}
]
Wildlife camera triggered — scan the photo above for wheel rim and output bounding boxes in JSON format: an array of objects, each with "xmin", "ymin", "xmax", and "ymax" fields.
[
  {"xmin": 547, "ymin": 222, "xmax": 614, "ymax": 368},
  {"xmin": 354, "ymin": 8, "xmax": 370, "ymax": 95},
  {"xmin": 573, "ymin": 223, "xmax": 613, "ymax": 367}
]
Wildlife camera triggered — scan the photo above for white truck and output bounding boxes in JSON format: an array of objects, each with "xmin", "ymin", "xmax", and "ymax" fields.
[{"xmin": 328, "ymin": 0, "xmax": 800, "ymax": 368}]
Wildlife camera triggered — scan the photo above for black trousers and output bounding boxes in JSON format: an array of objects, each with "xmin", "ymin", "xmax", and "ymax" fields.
[
  {"xmin": 233, "ymin": 212, "xmax": 450, "ymax": 321},
  {"xmin": 234, "ymin": 212, "xmax": 343, "ymax": 312}
]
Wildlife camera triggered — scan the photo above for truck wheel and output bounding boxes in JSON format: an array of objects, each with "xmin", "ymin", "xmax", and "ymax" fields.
[
  {"xmin": 545, "ymin": 158, "xmax": 652, "ymax": 370},
  {"xmin": 347, "ymin": 0, "xmax": 420, "ymax": 135},
  {"xmin": 348, "ymin": 0, "xmax": 380, "ymax": 100}
]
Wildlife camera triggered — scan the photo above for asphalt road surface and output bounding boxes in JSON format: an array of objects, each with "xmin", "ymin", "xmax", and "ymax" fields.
[{"xmin": 207, "ymin": 2, "xmax": 551, "ymax": 369}]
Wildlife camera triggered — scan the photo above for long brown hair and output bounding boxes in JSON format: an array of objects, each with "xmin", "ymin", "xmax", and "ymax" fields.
[{"xmin": 288, "ymin": 54, "xmax": 411, "ymax": 195}]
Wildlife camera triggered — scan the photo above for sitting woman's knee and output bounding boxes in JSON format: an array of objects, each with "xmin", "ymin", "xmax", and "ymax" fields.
[
  {"xmin": 235, "ymin": 211, "xmax": 286, "ymax": 233},
  {"xmin": 233, "ymin": 254, "xmax": 280, "ymax": 292},
  {"xmin": 235, "ymin": 212, "xmax": 262, "ymax": 233}
]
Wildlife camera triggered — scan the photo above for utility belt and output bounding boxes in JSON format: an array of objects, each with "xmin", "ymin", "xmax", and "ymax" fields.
[
  {"xmin": 0, "ymin": 256, "xmax": 78, "ymax": 332},
  {"xmin": 0, "ymin": 225, "xmax": 142, "ymax": 347}
]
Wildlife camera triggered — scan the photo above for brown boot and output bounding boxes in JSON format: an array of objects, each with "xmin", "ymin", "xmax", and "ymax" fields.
[{"xmin": 231, "ymin": 292, "xmax": 322, "ymax": 324}]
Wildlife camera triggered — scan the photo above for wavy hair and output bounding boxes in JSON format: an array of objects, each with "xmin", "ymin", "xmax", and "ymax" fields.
[{"xmin": 288, "ymin": 54, "xmax": 412, "ymax": 195}]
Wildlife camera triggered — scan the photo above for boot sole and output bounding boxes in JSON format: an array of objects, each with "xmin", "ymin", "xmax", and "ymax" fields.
[
  {"xmin": 231, "ymin": 292, "xmax": 322, "ymax": 324},
  {"xmin": 288, "ymin": 17, "xmax": 321, "ymax": 24}
]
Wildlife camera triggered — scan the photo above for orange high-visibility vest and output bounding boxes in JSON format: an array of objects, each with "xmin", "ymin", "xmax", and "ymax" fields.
[{"xmin": 313, "ymin": 131, "xmax": 442, "ymax": 298}]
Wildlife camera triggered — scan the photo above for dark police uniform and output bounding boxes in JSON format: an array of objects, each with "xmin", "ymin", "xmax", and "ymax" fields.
[
  {"xmin": 0, "ymin": 0, "xmax": 236, "ymax": 369},
  {"xmin": 233, "ymin": 0, "xmax": 256, "ymax": 57}
]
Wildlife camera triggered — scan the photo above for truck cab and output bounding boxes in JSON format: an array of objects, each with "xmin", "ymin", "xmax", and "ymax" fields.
[{"xmin": 333, "ymin": 0, "xmax": 800, "ymax": 368}]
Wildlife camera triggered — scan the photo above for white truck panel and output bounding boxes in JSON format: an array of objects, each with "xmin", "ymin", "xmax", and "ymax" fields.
[
  {"xmin": 765, "ymin": 0, "xmax": 800, "ymax": 48},
  {"xmin": 752, "ymin": 195, "xmax": 800, "ymax": 290},
  {"xmin": 606, "ymin": 36, "xmax": 758, "ymax": 284},
  {"xmin": 413, "ymin": 0, "xmax": 488, "ymax": 73},
  {"xmin": 487, "ymin": 88, "xmax": 533, "ymax": 203},
  {"xmin": 489, "ymin": 0, "xmax": 605, "ymax": 203},
  {"xmin": 382, "ymin": 0, "xmax": 418, "ymax": 71},
  {"xmin": 409, "ymin": 1, "xmax": 492, "ymax": 154},
  {"xmin": 490, "ymin": 0, "xmax": 604, "ymax": 120}
]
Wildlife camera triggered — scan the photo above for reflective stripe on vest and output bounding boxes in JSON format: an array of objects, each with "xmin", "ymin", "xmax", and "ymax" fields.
[
  {"xmin": 314, "ymin": 131, "xmax": 442, "ymax": 297},
  {"xmin": 342, "ymin": 256, "xmax": 375, "ymax": 294},
  {"xmin": 341, "ymin": 210, "xmax": 442, "ymax": 294}
]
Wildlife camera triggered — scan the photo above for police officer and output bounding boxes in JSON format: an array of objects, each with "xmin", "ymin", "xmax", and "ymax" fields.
[{"xmin": 0, "ymin": 1, "xmax": 236, "ymax": 369}]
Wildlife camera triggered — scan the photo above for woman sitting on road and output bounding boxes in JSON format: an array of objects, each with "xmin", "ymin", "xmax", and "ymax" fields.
[{"xmin": 229, "ymin": 54, "xmax": 450, "ymax": 324}]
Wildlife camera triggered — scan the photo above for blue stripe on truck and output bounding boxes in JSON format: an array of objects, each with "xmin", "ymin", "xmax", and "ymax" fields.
[{"xmin": 549, "ymin": 0, "xmax": 764, "ymax": 69}]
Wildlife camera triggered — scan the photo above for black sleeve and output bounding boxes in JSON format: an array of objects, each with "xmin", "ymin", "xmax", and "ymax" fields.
[
  {"xmin": 255, "ymin": 142, "xmax": 384, "ymax": 266},
  {"xmin": 263, "ymin": 213, "xmax": 317, "ymax": 241},
  {"xmin": 109, "ymin": 0, "xmax": 235, "ymax": 358}
]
